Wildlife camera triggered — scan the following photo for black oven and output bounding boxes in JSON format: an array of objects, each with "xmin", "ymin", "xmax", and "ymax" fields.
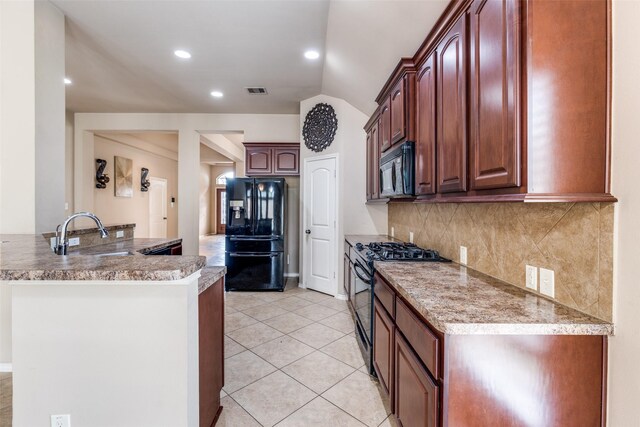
[{"xmin": 349, "ymin": 248, "xmax": 375, "ymax": 375}]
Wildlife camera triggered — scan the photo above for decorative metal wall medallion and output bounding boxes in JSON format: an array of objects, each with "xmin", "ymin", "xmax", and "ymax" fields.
[
  {"xmin": 114, "ymin": 156, "xmax": 133, "ymax": 198},
  {"xmin": 95, "ymin": 159, "xmax": 110, "ymax": 189},
  {"xmin": 303, "ymin": 103, "xmax": 338, "ymax": 152}
]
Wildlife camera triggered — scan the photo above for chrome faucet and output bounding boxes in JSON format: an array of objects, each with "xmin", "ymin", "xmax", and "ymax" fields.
[{"xmin": 54, "ymin": 212, "xmax": 109, "ymax": 255}]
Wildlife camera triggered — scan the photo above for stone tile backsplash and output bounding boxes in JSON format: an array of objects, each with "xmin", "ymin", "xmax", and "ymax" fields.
[{"xmin": 388, "ymin": 202, "xmax": 614, "ymax": 321}]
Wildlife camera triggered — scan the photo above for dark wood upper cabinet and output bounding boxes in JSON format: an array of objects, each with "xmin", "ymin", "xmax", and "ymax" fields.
[
  {"xmin": 245, "ymin": 146, "xmax": 272, "ymax": 175},
  {"xmin": 469, "ymin": 0, "xmax": 520, "ymax": 190},
  {"xmin": 244, "ymin": 143, "xmax": 299, "ymax": 176},
  {"xmin": 415, "ymin": 52, "xmax": 437, "ymax": 196},
  {"xmin": 390, "ymin": 77, "xmax": 406, "ymax": 145},
  {"xmin": 437, "ymin": 13, "xmax": 468, "ymax": 194},
  {"xmin": 366, "ymin": 121, "xmax": 380, "ymax": 200},
  {"xmin": 379, "ymin": 99, "xmax": 392, "ymax": 153},
  {"xmin": 274, "ymin": 147, "xmax": 299, "ymax": 175}
]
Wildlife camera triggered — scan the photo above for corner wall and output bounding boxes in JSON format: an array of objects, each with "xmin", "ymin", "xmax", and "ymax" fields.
[
  {"xmin": 299, "ymin": 94, "xmax": 387, "ymax": 295},
  {"xmin": 608, "ymin": 0, "xmax": 640, "ymax": 423}
]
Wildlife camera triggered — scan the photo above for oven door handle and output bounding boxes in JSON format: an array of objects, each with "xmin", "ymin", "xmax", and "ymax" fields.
[
  {"xmin": 229, "ymin": 252, "xmax": 279, "ymax": 258},
  {"xmin": 353, "ymin": 261, "xmax": 372, "ymax": 283}
]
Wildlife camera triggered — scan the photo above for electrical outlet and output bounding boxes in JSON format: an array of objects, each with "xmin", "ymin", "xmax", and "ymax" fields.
[
  {"xmin": 409, "ymin": 232, "xmax": 414, "ymax": 243},
  {"xmin": 459, "ymin": 246, "xmax": 468, "ymax": 265},
  {"xmin": 540, "ymin": 268, "xmax": 555, "ymax": 298},
  {"xmin": 50, "ymin": 237, "xmax": 56, "ymax": 250},
  {"xmin": 51, "ymin": 414, "xmax": 70, "ymax": 427},
  {"xmin": 116, "ymin": 230, "xmax": 124, "ymax": 238},
  {"xmin": 391, "ymin": 227, "xmax": 395, "ymax": 238},
  {"xmin": 68, "ymin": 237, "xmax": 80, "ymax": 247},
  {"xmin": 64, "ymin": 202, "xmax": 69, "ymax": 211},
  {"xmin": 526, "ymin": 265, "xmax": 538, "ymax": 290},
  {"xmin": 287, "ymin": 253, "xmax": 290, "ymax": 265}
]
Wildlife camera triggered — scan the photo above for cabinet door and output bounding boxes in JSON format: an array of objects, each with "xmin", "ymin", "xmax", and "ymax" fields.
[
  {"xmin": 199, "ymin": 277, "xmax": 224, "ymax": 427},
  {"xmin": 273, "ymin": 147, "xmax": 299, "ymax": 175},
  {"xmin": 366, "ymin": 122, "xmax": 380, "ymax": 200},
  {"xmin": 390, "ymin": 77, "xmax": 406, "ymax": 145},
  {"xmin": 379, "ymin": 98, "xmax": 392, "ymax": 153},
  {"xmin": 246, "ymin": 147, "xmax": 273, "ymax": 175},
  {"xmin": 394, "ymin": 331, "xmax": 439, "ymax": 427},
  {"xmin": 373, "ymin": 299, "xmax": 395, "ymax": 401},
  {"xmin": 415, "ymin": 53, "xmax": 437, "ymax": 196},
  {"xmin": 469, "ymin": 0, "xmax": 520, "ymax": 190},
  {"xmin": 437, "ymin": 14, "xmax": 468, "ymax": 193}
]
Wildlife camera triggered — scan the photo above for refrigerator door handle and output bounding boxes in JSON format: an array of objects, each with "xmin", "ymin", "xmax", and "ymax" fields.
[{"xmin": 229, "ymin": 252, "xmax": 279, "ymax": 258}]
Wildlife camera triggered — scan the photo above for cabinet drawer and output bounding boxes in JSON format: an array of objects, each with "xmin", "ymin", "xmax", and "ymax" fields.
[
  {"xmin": 396, "ymin": 299, "xmax": 439, "ymax": 379},
  {"xmin": 374, "ymin": 275, "xmax": 395, "ymax": 318}
]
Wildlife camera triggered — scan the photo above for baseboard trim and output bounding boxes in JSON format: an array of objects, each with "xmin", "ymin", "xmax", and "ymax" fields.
[
  {"xmin": 298, "ymin": 282, "xmax": 306, "ymax": 289},
  {"xmin": 0, "ymin": 363, "xmax": 12, "ymax": 372},
  {"xmin": 284, "ymin": 273, "xmax": 300, "ymax": 278},
  {"xmin": 335, "ymin": 294, "xmax": 348, "ymax": 301}
]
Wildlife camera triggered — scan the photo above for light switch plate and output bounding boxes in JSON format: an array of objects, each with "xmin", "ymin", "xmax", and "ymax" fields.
[
  {"xmin": 459, "ymin": 246, "xmax": 468, "ymax": 265},
  {"xmin": 51, "ymin": 414, "xmax": 70, "ymax": 427},
  {"xmin": 391, "ymin": 227, "xmax": 395, "ymax": 238},
  {"xmin": 409, "ymin": 232, "xmax": 414, "ymax": 243},
  {"xmin": 116, "ymin": 230, "xmax": 124, "ymax": 238},
  {"xmin": 526, "ymin": 265, "xmax": 538, "ymax": 290},
  {"xmin": 540, "ymin": 268, "xmax": 555, "ymax": 297},
  {"xmin": 68, "ymin": 237, "xmax": 80, "ymax": 247}
]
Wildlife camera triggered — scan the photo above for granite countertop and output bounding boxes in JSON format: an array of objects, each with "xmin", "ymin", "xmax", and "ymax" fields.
[
  {"xmin": 198, "ymin": 266, "xmax": 227, "ymax": 294},
  {"xmin": 374, "ymin": 261, "xmax": 614, "ymax": 336},
  {"xmin": 0, "ymin": 235, "xmax": 206, "ymax": 281}
]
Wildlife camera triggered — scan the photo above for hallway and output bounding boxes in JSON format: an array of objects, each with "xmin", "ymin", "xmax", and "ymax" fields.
[
  {"xmin": 218, "ymin": 281, "xmax": 394, "ymax": 427},
  {"xmin": 200, "ymin": 234, "xmax": 225, "ymax": 266}
]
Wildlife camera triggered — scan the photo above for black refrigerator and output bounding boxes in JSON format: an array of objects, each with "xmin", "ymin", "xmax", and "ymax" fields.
[{"xmin": 225, "ymin": 178, "xmax": 286, "ymax": 291}]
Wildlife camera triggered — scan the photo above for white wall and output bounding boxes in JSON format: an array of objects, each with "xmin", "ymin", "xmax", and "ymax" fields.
[
  {"xmin": 608, "ymin": 1, "xmax": 640, "ymax": 424},
  {"xmin": 199, "ymin": 164, "xmax": 212, "ymax": 236},
  {"xmin": 299, "ymin": 94, "xmax": 387, "ymax": 295},
  {"xmin": 34, "ymin": 0, "xmax": 65, "ymax": 233},
  {"xmin": 93, "ymin": 135, "xmax": 179, "ymax": 238},
  {"xmin": 65, "ymin": 110, "xmax": 75, "ymax": 214},
  {"xmin": 74, "ymin": 113, "xmax": 299, "ymax": 254},
  {"xmin": 0, "ymin": 0, "xmax": 36, "ymax": 234},
  {"xmin": 11, "ymin": 277, "xmax": 199, "ymax": 426}
]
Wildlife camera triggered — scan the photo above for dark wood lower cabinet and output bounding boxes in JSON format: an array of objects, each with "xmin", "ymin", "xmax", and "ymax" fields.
[
  {"xmin": 199, "ymin": 277, "xmax": 224, "ymax": 427},
  {"xmin": 394, "ymin": 331, "xmax": 439, "ymax": 427},
  {"xmin": 373, "ymin": 299, "xmax": 395, "ymax": 401}
]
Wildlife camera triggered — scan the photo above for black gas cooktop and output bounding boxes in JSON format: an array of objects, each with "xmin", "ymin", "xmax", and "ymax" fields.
[{"xmin": 355, "ymin": 241, "xmax": 451, "ymax": 263}]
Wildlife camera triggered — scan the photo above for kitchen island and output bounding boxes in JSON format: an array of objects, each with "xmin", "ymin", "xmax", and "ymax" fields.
[{"xmin": 0, "ymin": 233, "xmax": 225, "ymax": 427}]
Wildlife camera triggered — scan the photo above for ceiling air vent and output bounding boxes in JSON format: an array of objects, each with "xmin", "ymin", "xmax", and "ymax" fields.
[{"xmin": 246, "ymin": 87, "xmax": 268, "ymax": 95}]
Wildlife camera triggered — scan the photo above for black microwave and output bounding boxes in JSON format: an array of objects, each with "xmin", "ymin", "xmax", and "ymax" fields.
[{"xmin": 379, "ymin": 141, "xmax": 414, "ymax": 197}]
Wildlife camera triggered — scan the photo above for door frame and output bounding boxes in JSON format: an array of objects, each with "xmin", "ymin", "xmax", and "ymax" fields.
[
  {"xmin": 215, "ymin": 187, "xmax": 226, "ymax": 234},
  {"xmin": 148, "ymin": 176, "xmax": 168, "ymax": 238},
  {"xmin": 302, "ymin": 153, "xmax": 339, "ymax": 295}
]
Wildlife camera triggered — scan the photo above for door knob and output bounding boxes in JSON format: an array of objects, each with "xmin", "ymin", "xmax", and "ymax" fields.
[{"xmin": 305, "ymin": 229, "xmax": 311, "ymax": 234}]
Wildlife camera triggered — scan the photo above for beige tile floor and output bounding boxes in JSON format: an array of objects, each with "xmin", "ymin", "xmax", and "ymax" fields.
[{"xmin": 219, "ymin": 280, "xmax": 396, "ymax": 427}]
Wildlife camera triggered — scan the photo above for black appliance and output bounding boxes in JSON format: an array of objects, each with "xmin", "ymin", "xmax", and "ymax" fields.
[
  {"xmin": 379, "ymin": 141, "xmax": 415, "ymax": 198},
  {"xmin": 225, "ymin": 178, "xmax": 286, "ymax": 292},
  {"xmin": 349, "ymin": 241, "xmax": 450, "ymax": 376}
]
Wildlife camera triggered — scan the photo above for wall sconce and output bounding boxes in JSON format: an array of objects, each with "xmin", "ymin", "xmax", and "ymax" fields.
[
  {"xmin": 95, "ymin": 159, "xmax": 110, "ymax": 189},
  {"xmin": 171, "ymin": 197, "xmax": 176, "ymax": 208},
  {"xmin": 141, "ymin": 167, "xmax": 150, "ymax": 192}
]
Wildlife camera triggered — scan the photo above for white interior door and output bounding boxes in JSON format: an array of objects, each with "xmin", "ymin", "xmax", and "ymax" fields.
[
  {"xmin": 303, "ymin": 155, "xmax": 337, "ymax": 295},
  {"xmin": 149, "ymin": 177, "xmax": 167, "ymax": 238}
]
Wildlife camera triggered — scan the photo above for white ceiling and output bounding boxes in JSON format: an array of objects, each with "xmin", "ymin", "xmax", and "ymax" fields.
[{"xmin": 54, "ymin": 0, "xmax": 448, "ymax": 116}]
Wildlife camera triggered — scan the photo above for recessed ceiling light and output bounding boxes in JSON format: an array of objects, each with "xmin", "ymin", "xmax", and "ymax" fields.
[
  {"xmin": 64, "ymin": 77, "xmax": 72, "ymax": 85},
  {"xmin": 174, "ymin": 50, "xmax": 191, "ymax": 59},
  {"xmin": 304, "ymin": 50, "xmax": 320, "ymax": 60},
  {"xmin": 210, "ymin": 91, "xmax": 223, "ymax": 98}
]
